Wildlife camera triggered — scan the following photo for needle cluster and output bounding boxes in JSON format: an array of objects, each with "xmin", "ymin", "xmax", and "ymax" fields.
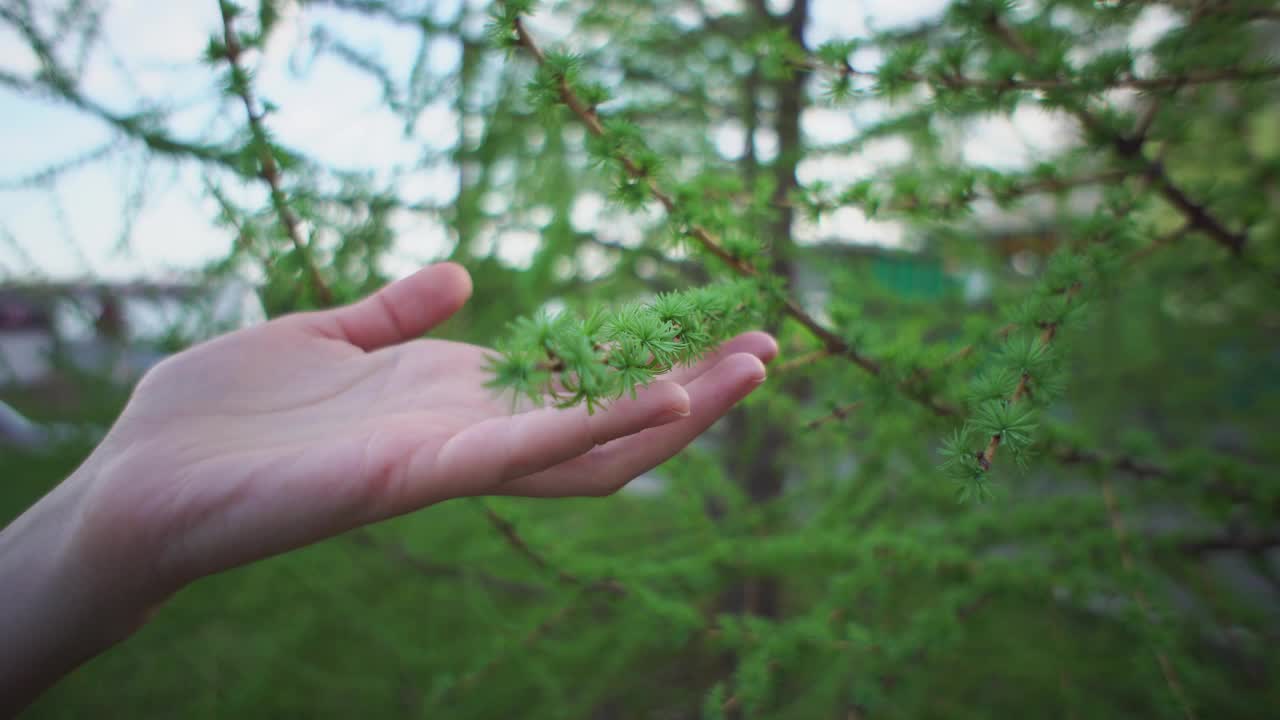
[{"xmin": 485, "ymin": 280, "xmax": 767, "ymax": 411}]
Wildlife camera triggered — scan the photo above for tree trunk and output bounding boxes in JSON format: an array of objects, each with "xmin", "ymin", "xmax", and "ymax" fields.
[{"xmin": 719, "ymin": 1, "xmax": 810, "ymax": 713}]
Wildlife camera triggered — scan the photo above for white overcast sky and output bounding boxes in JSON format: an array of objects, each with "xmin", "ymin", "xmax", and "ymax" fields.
[{"xmin": 0, "ymin": 0, "xmax": 1176, "ymax": 281}]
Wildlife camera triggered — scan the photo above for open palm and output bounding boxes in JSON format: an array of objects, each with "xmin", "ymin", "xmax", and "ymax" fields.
[{"xmin": 70, "ymin": 263, "xmax": 775, "ymax": 593}]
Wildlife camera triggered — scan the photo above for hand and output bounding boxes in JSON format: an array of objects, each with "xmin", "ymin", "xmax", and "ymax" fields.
[
  {"xmin": 71, "ymin": 262, "xmax": 777, "ymax": 593},
  {"xmin": 1, "ymin": 263, "xmax": 775, "ymax": 712}
]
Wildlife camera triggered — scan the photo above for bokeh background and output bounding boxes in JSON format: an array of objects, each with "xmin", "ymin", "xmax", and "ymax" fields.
[{"xmin": 3, "ymin": 0, "xmax": 1278, "ymax": 717}]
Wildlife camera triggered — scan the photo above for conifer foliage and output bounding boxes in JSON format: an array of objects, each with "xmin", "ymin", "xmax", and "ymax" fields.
[{"xmin": 3, "ymin": 0, "xmax": 1279, "ymax": 717}]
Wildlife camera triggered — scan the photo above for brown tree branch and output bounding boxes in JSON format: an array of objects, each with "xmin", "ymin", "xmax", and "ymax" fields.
[
  {"xmin": 1049, "ymin": 442, "xmax": 1263, "ymax": 506},
  {"xmin": 479, "ymin": 502, "xmax": 626, "ymax": 596},
  {"xmin": 1121, "ymin": 0, "xmax": 1280, "ymax": 23},
  {"xmin": 1100, "ymin": 478, "xmax": 1199, "ymax": 720},
  {"xmin": 217, "ymin": 3, "xmax": 334, "ymax": 306},
  {"xmin": 451, "ymin": 506, "xmax": 629, "ymax": 696},
  {"xmin": 346, "ymin": 528, "xmax": 546, "ymax": 597},
  {"xmin": 805, "ymin": 401, "xmax": 864, "ymax": 429},
  {"xmin": 1179, "ymin": 532, "xmax": 1280, "ymax": 554},
  {"xmin": 807, "ymin": 56, "xmax": 1280, "ymax": 93},
  {"xmin": 1052, "ymin": 447, "xmax": 1169, "ymax": 480},
  {"xmin": 807, "ymin": 169, "xmax": 1129, "ymax": 220},
  {"xmin": 983, "ymin": 15, "xmax": 1247, "ymax": 257}
]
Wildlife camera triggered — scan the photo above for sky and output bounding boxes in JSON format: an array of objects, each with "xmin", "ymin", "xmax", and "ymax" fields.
[{"xmin": 0, "ymin": 0, "xmax": 1176, "ymax": 282}]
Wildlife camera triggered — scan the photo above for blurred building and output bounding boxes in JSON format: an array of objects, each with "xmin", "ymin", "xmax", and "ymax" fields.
[{"xmin": 0, "ymin": 279, "xmax": 264, "ymax": 388}]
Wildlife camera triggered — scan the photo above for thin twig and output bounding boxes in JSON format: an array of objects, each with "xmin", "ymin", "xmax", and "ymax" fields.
[
  {"xmin": 478, "ymin": 501, "xmax": 626, "ymax": 596},
  {"xmin": 804, "ymin": 169, "xmax": 1128, "ymax": 219},
  {"xmin": 450, "ymin": 509, "xmax": 629, "ymax": 696},
  {"xmin": 1179, "ymin": 532, "xmax": 1280, "ymax": 554},
  {"xmin": 1050, "ymin": 441, "xmax": 1259, "ymax": 505},
  {"xmin": 1126, "ymin": 222, "xmax": 1193, "ymax": 263},
  {"xmin": 806, "ymin": 56, "xmax": 1280, "ymax": 93},
  {"xmin": 217, "ymin": 3, "xmax": 333, "ymax": 305},
  {"xmin": 0, "ymin": 9, "xmax": 241, "ymax": 172},
  {"xmin": 912, "ymin": 322, "xmax": 1019, "ymax": 386},
  {"xmin": 977, "ymin": 284, "xmax": 1078, "ymax": 472},
  {"xmin": 1052, "ymin": 447, "xmax": 1169, "ymax": 480},
  {"xmin": 805, "ymin": 401, "xmax": 864, "ymax": 429},
  {"xmin": 776, "ymin": 348, "xmax": 832, "ymax": 374},
  {"xmin": 453, "ymin": 596, "xmax": 581, "ymax": 693},
  {"xmin": 1100, "ymin": 478, "xmax": 1198, "ymax": 720},
  {"xmin": 1132, "ymin": 95, "xmax": 1165, "ymax": 145},
  {"xmin": 346, "ymin": 528, "xmax": 546, "ymax": 596}
]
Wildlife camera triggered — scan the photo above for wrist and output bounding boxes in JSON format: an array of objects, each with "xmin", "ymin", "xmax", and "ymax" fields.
[{"xmin": 0, "ymin": 465, "xmax": 159, "ymax": 714}]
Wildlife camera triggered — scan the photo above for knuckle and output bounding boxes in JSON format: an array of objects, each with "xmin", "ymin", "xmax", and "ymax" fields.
[
  {"xmin": 581, "ymin": 410, "xmax": 613, "ymax": 450},
  {"xmin": 496, "ymin": 420, "xmax": 541, "ymax": 482}
]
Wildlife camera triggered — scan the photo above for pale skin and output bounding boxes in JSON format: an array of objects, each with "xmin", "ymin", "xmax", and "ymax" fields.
[{"xmin": 0, "ymin": 262, "xmax": 777, "ymax": 715}]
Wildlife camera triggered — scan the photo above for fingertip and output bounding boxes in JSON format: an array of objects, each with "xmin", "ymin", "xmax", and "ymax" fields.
[
  {"xmin": 756, "ymin": 333, "xmax": 780, "ymax": 365},
  {"xmin": 429, "ymin": 262, "xmax": 473, "ymax": 305},
  {"xmin": 724, "ymin": 352, "xmax": 768, "ymax": 386},
  {"xmin": 644, "ymin": 380, "xmax": 691, "ymax": 423},
  {"xmin": 729, "ymin": 331, "xmax": 779, "ymax": 365}
]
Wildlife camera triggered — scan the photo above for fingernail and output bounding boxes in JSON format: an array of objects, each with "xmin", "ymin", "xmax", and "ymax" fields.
[
  {"xmin": 655, "ymin": 405, "xmax": 692, "ymax": 423},
  {"xmin": 655, "ymin": 399, "xmax": 696, "ymax": 422}
]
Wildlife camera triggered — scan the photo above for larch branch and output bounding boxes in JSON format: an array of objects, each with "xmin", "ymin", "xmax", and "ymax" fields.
[
  {"xmin": 984, "ymin": 15, "xmax": 1247, "ymax": 257},
  {"xmin": 508, "ymin": 12, "xmax": 960, "ymax": 418}
]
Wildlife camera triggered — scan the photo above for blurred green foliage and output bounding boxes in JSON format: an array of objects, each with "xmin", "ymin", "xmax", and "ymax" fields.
[{"xmin": 3, "ymin": 0, "xmax": 1280, "ymax": 718}]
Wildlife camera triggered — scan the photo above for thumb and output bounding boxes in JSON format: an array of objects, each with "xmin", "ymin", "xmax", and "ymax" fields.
[{"xmin": 299, "ymin": 263, "xmax": 473, "ymax": 350}]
